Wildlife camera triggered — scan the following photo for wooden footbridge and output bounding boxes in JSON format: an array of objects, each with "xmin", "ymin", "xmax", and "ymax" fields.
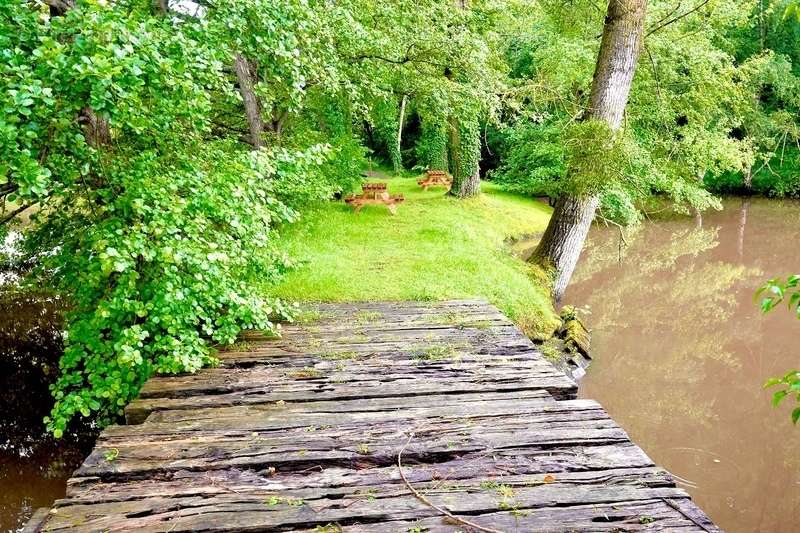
[{"xmin": 27, "ymin": 300, "xmax": 719, "ymax": 532}]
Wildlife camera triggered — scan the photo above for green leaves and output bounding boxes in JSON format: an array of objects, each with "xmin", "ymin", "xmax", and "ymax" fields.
[
  {"xmin": 42, "ymin": 146, "xmax": 302, "ymax": 435},
  {"xmin": 1, "ymin": 2, "xmax": 345, "ymax": 436},
  {"xmin": 759, "ymin": 278, "xmax": 800, "ymax": 425},
  {"xmin": 757, "ymin": 275, "xmax": 800, "ymax": 318},
  {"xmin": 763, "ymin": 370, "xmax": 800, "ymax": 424},
  {"xmin": 784, "ymin": 2, "xmax": 800, "ymax": 22}
]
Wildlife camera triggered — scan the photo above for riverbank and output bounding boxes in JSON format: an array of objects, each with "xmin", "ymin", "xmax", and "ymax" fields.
[{"xmin": 267, "ymin": 176, "xmax": 561, "ymax": 340}]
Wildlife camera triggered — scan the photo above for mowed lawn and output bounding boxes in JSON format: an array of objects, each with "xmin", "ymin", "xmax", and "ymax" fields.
[{"xmin": 269, "ymin": 176, "xmax": 560, "ymax": 339}]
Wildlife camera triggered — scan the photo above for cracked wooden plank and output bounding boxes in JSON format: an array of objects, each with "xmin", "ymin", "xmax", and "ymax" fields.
[
  {"xmin": 44, "ymin": 468, "xmax": 693, "ymax": 532},
  {"xmin": 89, "ymin": 399, "xmax": 624, "ymax": 480},
  {"xmin": 63, "ymin": 442, "xmax": 658, "ymax": 501}
]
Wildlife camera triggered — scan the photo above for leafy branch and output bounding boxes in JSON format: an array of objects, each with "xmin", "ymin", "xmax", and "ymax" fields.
[{"xmin": 757, "ymin": 276, "xmax": 800, "ymax": 424}]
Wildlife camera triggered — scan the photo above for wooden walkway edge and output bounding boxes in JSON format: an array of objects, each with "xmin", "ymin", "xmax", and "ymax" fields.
[{"xmin": 30, "ymin": 300, "xmax": 721, "ymax": 532}]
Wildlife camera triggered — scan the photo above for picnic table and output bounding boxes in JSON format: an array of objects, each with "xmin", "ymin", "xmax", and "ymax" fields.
[
  {"xmin": 417, "ymin": 169, "xmax": 452, "ymax": 190},
  {"xmin": 345, "ymin": 182, "xmax": 405, "ymax": 214}
]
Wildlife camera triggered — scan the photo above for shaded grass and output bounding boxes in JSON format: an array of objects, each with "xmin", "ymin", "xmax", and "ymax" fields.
[{"xmin": 269, "ymin": 177, "xmax": 559, "ymax": 339}]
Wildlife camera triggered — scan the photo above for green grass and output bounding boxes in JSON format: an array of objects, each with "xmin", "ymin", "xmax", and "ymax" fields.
[{"xmin": 268, "ymin": 176, "xmax": 560, "ymax": 339}]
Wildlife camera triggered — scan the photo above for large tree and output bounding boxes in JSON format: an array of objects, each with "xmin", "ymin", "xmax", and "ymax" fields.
[{"xmin": 529, "ymin": 0, "xmax": 648, "ymax": 300}]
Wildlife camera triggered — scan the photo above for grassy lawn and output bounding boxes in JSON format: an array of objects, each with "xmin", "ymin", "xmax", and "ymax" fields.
[{"xmin": 269, "ymin": 176, "xmax": 560, "ymax": 339}]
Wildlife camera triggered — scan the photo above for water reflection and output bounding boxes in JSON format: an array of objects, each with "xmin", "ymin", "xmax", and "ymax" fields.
[
  {"xmin": 0, "ymin": 292, "xmax": 95, "ymax": 532},
  {"xmin": 563, "ymin": 198, "xmax": 800, "ymax": 533}
]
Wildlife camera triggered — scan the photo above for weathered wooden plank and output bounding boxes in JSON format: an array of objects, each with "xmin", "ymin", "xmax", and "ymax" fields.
[
  {"xmin": 86, "ymin": 400, "xmax": 624, "ymax": 480},
  {"xmin": 64, "ymin": 442, "xmax": 657, "ymax": 501},
  {"xmin": 215, "ymin": 343, "xmax": 550, "ymax": 366},
  {"xmin": 314, "ymin": 299, "xmax": 492, "ymax": 311},
  {"xmin": 225, "ymin": 326, "xmax": 541, "ymax": 360},
  {"xmin": 277, "ymin": 309, "xmax": 514, "ymax": 330},
  {"xmin": 44, "ymin": 468, "xmax": 694, "ymax": 532},
  {"xmin": 331, "ymin": 499, "xmax": 719, "ymax": 532},
  {"xmin": 132, "ymin": 361, "xmax": 572, "ymax": 399},
  {"xmin": 134, "ymin": 369, "xmax": 574, "ymax": 404},
  {"xmin": 216, "ymin": 347, "xmax": 567, "ymax": 373},
  {"xmin": 126, "ymin": 383, "xmax": 566, "ymax": 424},
  {"xmin": 127, "ymin": 352, "xmax": 577, "ymax": 423},
  {"xmin": 265, "ymin": 325, "xmax": 524, "ymax": 345}
]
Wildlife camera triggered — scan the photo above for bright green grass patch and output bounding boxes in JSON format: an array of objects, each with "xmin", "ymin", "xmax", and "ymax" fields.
[{"xmin": 269, "ymin": 177, "xmax": 559, "ymax": 339}]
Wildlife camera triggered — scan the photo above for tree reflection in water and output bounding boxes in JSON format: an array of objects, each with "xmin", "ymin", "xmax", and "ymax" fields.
[
  {"xmin": 0, "ymin": 292, "xmax": 96, "ymax": 531},
  {"xmin": 563, "ymin": 198, "xmax": 800, "ymax": 533}
]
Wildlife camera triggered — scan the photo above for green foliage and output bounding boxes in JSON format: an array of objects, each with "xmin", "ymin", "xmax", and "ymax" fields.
[
  {"xmin": 705, "ymin": 145, "xmax": 800, "ymax": 197},
  {"xmin": 561, "ymin": 120, "xmax": 625, "ymax": 197},
  {"xmin": 415, "ymin": 120, "xmax": 449, "ymax": 171},
  {"xmin": 786, "ymin": 1, "xmax": 800, "ymax": 22},
  {"xmin": 764, "ymin": 371, "xmax": 800, "ymax": 425},
  {"xmin": 207, "ymin": 0, "xmax": 328, "ymax": 118},
  {"xmin": 37, "ymin": 145, "xmax": 304, "ymax": 435},
  {"xmin": 491, "ymin": 0, "xmax": 798, "ymax": 223},
  {"xmin": 490, "ymin": 121, "xmax": 565, "ymax": 197},
  {"xmin": 1, "ymin": 0, "xmax": 344, "ymax": 435},
  {"xmin": 342, "ymin": 0, "xmax": 508, "ymax": 176},
  {"xmin": 369, "ymin": 98, "xmax": 403, "ymax": 172},
  {"xmin": 757, "ymin": 276, "xmax": 800, "ymax": 424}
]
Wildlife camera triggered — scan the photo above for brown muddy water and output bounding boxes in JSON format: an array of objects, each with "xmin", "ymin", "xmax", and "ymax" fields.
[
  {"xmin": 0, "ymin": 291, "xmax": 96, "ymax": 532},
  {"xmin": 558, "ymin": 198, "xmax": 800, "ymax": 532}
]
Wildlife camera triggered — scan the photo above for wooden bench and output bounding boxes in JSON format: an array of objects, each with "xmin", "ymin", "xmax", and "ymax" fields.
[
  {"xmin": 417, "ymin": 169, "xmax": 452, "ymax": 190},
  {"xmin": 345, "ymin": 182, "xmax": 405, "ymax": 214}
]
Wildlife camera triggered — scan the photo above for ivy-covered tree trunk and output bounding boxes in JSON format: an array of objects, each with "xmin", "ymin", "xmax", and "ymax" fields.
[
  {"xmin": 530, "ymin": 0, "xmax": 647, "ymax": 301},
  {"xmin": 448, "ymin": 116, "xmax": 481, "ymax": 198},
  {"xmin": 233, "ymin": 53, "xmax": 264, "ymax": 150},
  {"xmin": 417, "ymin": 119, "xmax": 449, "ymax": 171}
]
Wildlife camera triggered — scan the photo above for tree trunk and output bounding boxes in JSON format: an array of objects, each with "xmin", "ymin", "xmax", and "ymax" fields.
[
  {"xmin": 446, "ymin": 0, "xmax": 480, "ymax": 198},
  {"xmin": 448, "ymin": 117, "xmax": 481, "ymax": 198},
  {"xmin": 233, "ymin": 53, "xmax": 264, "ymax": 150},
  {"xmin": 530, "ymin": 195, "xmax": 600, "ymax": 300},
  {"xmin": 80, "ymin": 107, "xmax": 111, "ymax": 148},
  {"xmin": 454, "ymin": 170, "xmax": 480, "ymax": 197},
  {"xmin": 394, "ymin": 95, "xmax": 407, "ymax": 174},
  {"xmin": 48, "ymin": 2, "xmax": 109, "ymax": 150},
  {"xmin": 743, "ymin": 165, "xmax": 753, "ymax": 191},
  {"xmin": 530, "ymin": 0, "xmax": 647, "ymax": 301}
]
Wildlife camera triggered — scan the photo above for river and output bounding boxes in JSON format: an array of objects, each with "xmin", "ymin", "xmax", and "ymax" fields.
[{"xmin": 562, "ymin": 198, "xmax": 800, "ymax": 532}]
